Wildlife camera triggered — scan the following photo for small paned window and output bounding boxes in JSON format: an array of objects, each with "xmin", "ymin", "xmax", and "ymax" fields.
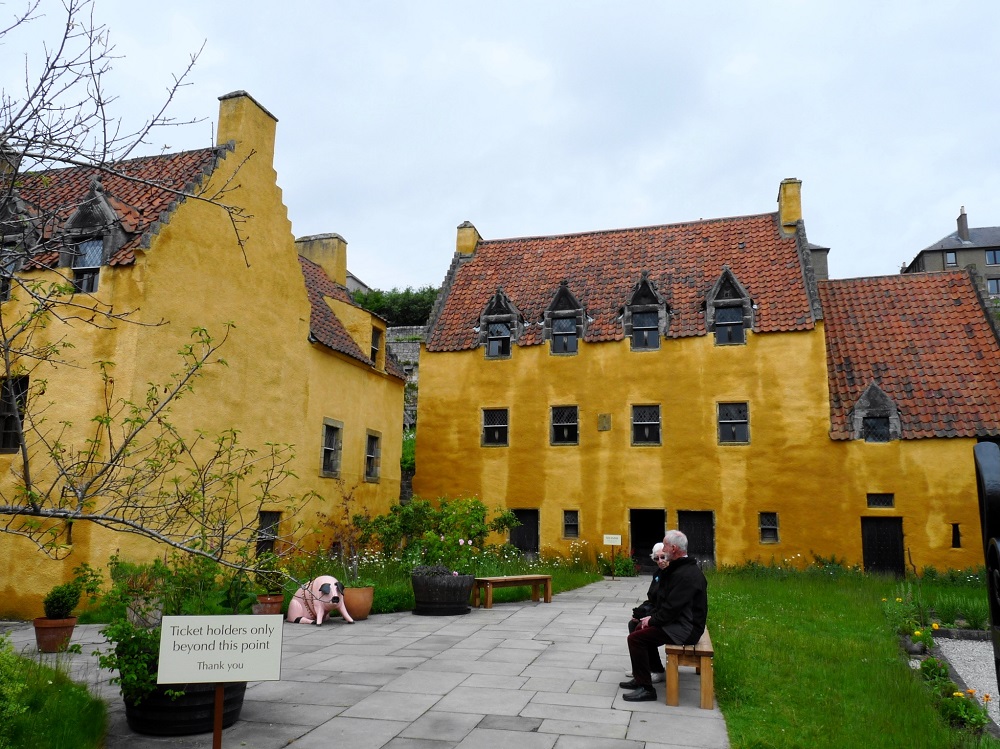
[
  {"xmin": 988, "ymin": 251, "xmax": 1000, "ymax": 266},
  {"xmin": 952, "ymin": 523, "xmax": 961, "ymax": 548},
  {"xmin": 862, "ymin": 417, "xmax": 890, "ymax": 442},
  {"xmin": 759, "ymin": 512, "xmax": 779, "ymax": 543},
  {"xmin": 370, "ymin": 328, "xmax": 382, "ymax": 365},
  {"xmin": 714, "ymin": 306, "xmax": 745, "ymax": 345},
  {"xmin": 483, "ymin": 408, "xmax": 509, "ymax": 446},
  {"xmin": 364, "ymin": 432, "xmax": 381, "ymax": 482},
  {"xmin": 551, "ymin": 317, "xmax": 578, "ymax": 354},
  {"xmin": 945, "ymin": 251, "xmax": 957, "ymax": 267},
  {"xmin": 256, "ymin": 511, "xmax": 281, "ymax": 556},
  {"xmin": 72, "ymin": 238, "xmax": 102, "ymax": 293},
  {"xmin": 867, "ymin": 493, "xmax": 894, "ymax": 508},
  {"xmin": 320, "ymin": 420, "xmax": 343, "ymax": 477},
  {"xmin": 989, "ymin": 279, "xmax": 1000, "ymax": 296},
  {"xmin": 0, "ymin": 249, "xmax": 16, "ymax": 303},
  {"xmin": 718, "ymin": 402, "xmax": 749, "ymax": 443},
  {"xmin": 486, "ymin": 322, "xmax": 511, "ymax": 358},
  {"xmin": 563, "ymin": 510, "xmax": 580, "ymax": 539},
  {"xmin": 631, "ymin": 405, "xmax": 661, "ymax": 445},
  {"xmin": 0, "ymin": 376, "xmax": 28, "ymax": 452},
  {"xmin": 631, "ymin": 311, "xmax": 659, "ymax": 350},
  {"xmin": 551, "ymin": 406, "xmax": 579, "ymax": 445}
]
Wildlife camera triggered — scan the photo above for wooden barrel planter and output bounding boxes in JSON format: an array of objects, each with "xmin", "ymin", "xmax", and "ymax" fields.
[
  {"xmin": 124, "ymin": 682, "xmax": 247, "ymax": 736},
  {"xmin": 411, "ymin": 573, "xmax": 474, "ymax": 616}
]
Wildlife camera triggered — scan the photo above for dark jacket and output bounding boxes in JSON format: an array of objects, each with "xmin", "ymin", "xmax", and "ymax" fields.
[
  {"xmin": 631, "ymin": 568, "xmax": 663, "ymax": 619},
  {"xmin": 648, "ymin": 555, "xmax": 708, "ymax": 645}
]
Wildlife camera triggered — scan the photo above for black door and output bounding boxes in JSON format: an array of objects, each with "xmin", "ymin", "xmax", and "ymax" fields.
[
  {"xmin": 629, "ymin": 509, "xmax": 666, "ymax": 572},
  {"xmin": 861, "ymin": 517, "xmax": 905, "ymax": 576},
  {"xmin": 677, "ymin": 511, "xmax": 716, "ymax": 569},
  {"xmin": 510, "ymin": 509, "xmax": 539, "ymax": 557}
]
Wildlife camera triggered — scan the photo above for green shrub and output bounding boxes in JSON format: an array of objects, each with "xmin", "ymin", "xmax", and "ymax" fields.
[{"xmin": 42, "ymin": 582, "xmax": 81, "ymax": 619}]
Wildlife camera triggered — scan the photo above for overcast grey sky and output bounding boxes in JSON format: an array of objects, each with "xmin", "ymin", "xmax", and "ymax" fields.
[{"xmin": 6, "ymin": 1, "xmax": 999, "ymax": 290}]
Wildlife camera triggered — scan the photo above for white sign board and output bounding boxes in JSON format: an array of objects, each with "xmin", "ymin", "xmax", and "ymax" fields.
[
  {"xmin": 603, "ymin": 534, "xmax": 622, "ymax": 545},
  {"xmin": 157, "ymin": 615, "xmax": 283, "ymax": 684}
]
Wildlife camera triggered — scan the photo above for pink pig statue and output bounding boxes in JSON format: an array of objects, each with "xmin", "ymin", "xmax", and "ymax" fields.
[{"xmin": 286, "ymin": 575, "xmax": 354, "ymax": 625}]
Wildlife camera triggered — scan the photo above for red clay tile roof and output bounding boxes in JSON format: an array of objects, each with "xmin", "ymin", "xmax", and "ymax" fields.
[
  {"xmin": 426, "ymin": 212, "xmax": 819, "ymax": 351},
  {"xmin": 9, "ymin": 147, "xmax": 227, "ymax": 266},
  {"xmin": 819, "ymin": 271, "xmax": 1000, "ymax": 440},
  {"xmin": 298, "ymin": 256, "xmax": 406, "ymax": 381}
]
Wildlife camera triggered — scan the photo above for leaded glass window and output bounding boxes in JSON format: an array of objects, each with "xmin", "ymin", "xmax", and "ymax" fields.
[
  {"xmin": 551, "ymin": 405, "xmax": 579, "ymax": 445},
  {"xmin": 718, "ymin": 402, "xmax": 749, "ymax": 443},
  {"xmin": 631, "ymin": 404, "xmax": 661, "ymax": 445},
  {"xmin": 483, "ymin": 408, "xmax": 509, "ymax": 446}
]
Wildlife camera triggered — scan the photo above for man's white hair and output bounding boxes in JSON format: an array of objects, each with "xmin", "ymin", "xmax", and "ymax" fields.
[{"xmin": 663, "ymin": 530, "xmax": 688, "ymax": 553}]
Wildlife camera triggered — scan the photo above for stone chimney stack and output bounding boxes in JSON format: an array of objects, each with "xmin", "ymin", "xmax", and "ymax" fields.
[
  {"xmin": 296, "ymin": 233, "xmax": 348, "ymax": 286},
  {"xmin": 957, "ymin": 206, "xmax": 970, "ymax": 242},
  {"xmin": 456, "ymin": 221, "xmax": 482, "ymax": 256},
  {"xmin": 777, "ymin": 178, "xmax": 802, "ymax": 236}
]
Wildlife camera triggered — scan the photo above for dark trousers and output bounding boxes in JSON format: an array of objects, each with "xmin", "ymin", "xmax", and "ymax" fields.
[{"xmin": 627, "ymin": 620, "xmax": 667, "ymax": 684}]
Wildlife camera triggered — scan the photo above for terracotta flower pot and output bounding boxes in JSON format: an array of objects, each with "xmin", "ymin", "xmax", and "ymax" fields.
[
  {"xmin": 33, "ymin": 616, "xmax": 77, "ymax": 653},
  {"xmin": 343, "ymin": 586, "xmax": 374, "ymax": 620},
  {"xmin": 253, "ymin": 594, "xmax": 284, "ymax": 615}
]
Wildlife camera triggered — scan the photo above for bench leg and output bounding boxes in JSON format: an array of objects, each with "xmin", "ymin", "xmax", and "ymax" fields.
[
  {"xmin": 485, "ymin": 584, "xmax": 494, "ymax": 609},
  {"xmin": 531, "ymin": 583, "xmax": 540, "ymax": 602},
  {"xmin": 472, "ymin": 585, "xmax": 481, "ymax": 608},
  {"xmin": 543, "ymin": 579, "xmax": 552, "ymax": 603},
  {"xmin": 665, "ymin": 655, "xmax": 680, "ymax": 706},
  {"xmin": 699, "ymin": 656, "xmax": 713, "ymax": 709}
]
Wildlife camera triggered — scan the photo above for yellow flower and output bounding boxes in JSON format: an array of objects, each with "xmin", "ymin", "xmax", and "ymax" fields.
[
  {"xmin": 954, "ymin": 692, "xmax": 964, "ymax": 698},
  {"xmin": 896, "ymin": 597, "xmax": 903, "ymax": 603},
  {"xmin": 881, "ymin": 598, "xmax": 887, "ymax": 602},
  {"xmin": 931, "ymin": 622, "xmax": 939, "ymax": 630},
  {"xmin": 914, "ymin": 630, "xmax": 922, "ymax": 636}
]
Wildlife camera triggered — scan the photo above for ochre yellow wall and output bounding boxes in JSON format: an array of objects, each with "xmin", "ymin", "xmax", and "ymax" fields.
[
  {"xmin": 0, "ymin": 94, "xmax": 403, "ymax": 617},
  {"xmin": 414, "ymin": 323, "xmax": 985, "ymax": 571}
]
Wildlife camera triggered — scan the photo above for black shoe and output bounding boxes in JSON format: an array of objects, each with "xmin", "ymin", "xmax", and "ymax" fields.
[
  {"xmin": 619, "ymin": 678, "xmax": 639, "ymax": 689},
  {"xmin": 623, "ymin": 686, "xmax": 657, "ymax": 702}
]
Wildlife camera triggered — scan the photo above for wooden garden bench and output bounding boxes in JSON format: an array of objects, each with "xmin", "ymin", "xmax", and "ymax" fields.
[
  {"xmin": 472, "ymin": 575, "xmax": 552, "ymax": 609},
  {"xmin": 663, "ymin": 628, "xmax": 715, "ymax": 709}
]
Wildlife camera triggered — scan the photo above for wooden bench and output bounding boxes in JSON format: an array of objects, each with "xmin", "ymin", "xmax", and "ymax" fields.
[
  {"xmin": 663, "ymin": 628, "xmax": 714, "ymax": 709},
  {"xmin": 472, "ymin": 575, "xmax": 552, "ymax": 609}
]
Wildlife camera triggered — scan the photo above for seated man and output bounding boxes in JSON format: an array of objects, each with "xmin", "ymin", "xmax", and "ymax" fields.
[{"xmin": 620, "ymin": 529, "xmax": 708, "ymax": 702}]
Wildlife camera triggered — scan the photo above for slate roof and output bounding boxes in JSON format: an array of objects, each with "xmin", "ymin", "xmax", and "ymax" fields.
[
  {"xmin": 7, "ymin": 147, "xmax": 227, "ymax": 266},
  {"xmin": 818, "ymin": 271, "xmax": 1000, "ymax": 440},
  {"xmin": 427, "ymin": 212, "xmax": 820, "ymax": 352},
  {"xmin": 298, "ymin": 256, "xmax": 407, "ymax": 381},
  {"xmin": 919, "ymin": 227, "xmax": 1000, "ymax": 252}
]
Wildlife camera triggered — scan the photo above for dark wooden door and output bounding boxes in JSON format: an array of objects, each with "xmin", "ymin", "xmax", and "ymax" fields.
[
  {"xmin": 861, "ymin": 517, "xmax": 905, "ymax": 576},
  {"xmin": 629, "ymin": 509, "xmax": 666, "ymax": 572},
  {"xmin": 677, "ymin": 511, "xmax": 716, "ymax": 568},
  {"xmin": 510, "ymin": 509, "xmax": 539, "ymax": 555}
]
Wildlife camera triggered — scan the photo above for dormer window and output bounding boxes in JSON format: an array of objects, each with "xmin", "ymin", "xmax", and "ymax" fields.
[
  {"xmin": 479, "ymin": 288, "xmax": 522, "ymax": 360},
  {"xmin": 543, "ymin": 281, "xmax": 585, "ymax": 355},
  {"xmin": 370, "ymin": 327, "xmax": 382, "ymax": 366},
  {"xmin": 706, "ymin": 267, "xmax": 753, "ymax": 346},
  {"xmin": 851, "ymin": 382, "xmax": 901, "ymax": 442},
  {"xmin": 71, "ymin": 238, "xmax": 102, "ymax": 293},
  {"xmin": 623, "ymin": 272, "xmax": 667, "ymax": 351}
]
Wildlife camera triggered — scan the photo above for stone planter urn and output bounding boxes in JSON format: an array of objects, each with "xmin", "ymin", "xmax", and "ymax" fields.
[{"xmin": 411, "ymin": 570, "xmax": 474, "ymax": 616}]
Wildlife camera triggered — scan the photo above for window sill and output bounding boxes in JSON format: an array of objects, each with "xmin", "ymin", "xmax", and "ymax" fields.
[{"xmin": 319, "ymin": 471, "xmax": 341, "ymax": 479}]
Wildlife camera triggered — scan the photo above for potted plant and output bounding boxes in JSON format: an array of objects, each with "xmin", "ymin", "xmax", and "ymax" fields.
[
  {"xmin": 411, "ymin": 563, "xmax": 475, "ymax": 616},
  {"xmin": 97, "ymin": 553, "xmax": 250, "ymax": 736},
  {"xmin": 34, "ymin": 581, "xmax": 81, "ymax": 652},
  {"xmin": 252, "ymin": 551, "xmax": 286, "ymax": 615}
]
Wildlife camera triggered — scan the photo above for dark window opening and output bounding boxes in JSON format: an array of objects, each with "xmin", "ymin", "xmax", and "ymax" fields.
[
  {"xmin": 486, "ymin": 322, "xmax": 511, "ymax": 358},
  {"xmin": 631, "ymin": 404, "xmax": 661, "ymax": 445},
  {"xmin": 551, "ymin": 405, "xmax": 579, "ymax": 445},
  {"xmin": 714, "ymin": 305, "xmax": 745, "ymax": 345},
  {"xmin": 631, "ymin": 311, "xmax": 659, "ymax": 350},
  {"xmin": 718, "ymin": 402, "xmax": 749, "ymax": 443},
  {"xmin": 321, "ymin": 422, "xmax": 342, "ymax": 476},
  {"xmin": 72, "ymin": 238, "xmax": 102, "ymax": 293},
  {"xmin": 862, "ymin": 417, "xmax": 891, "ymax": 442},
  {"xmin": 256, "ymin": 511, "xmax": 281, "ymax": 556},
  {"xmin": 759, "ymin": 512, "xmax": 779, "ymax": 543},
  {"xmin": 952, "ymin": 523, "xmax": 961, "ymax": 548},
  {"xmin": 867, "ymin": 493, "xmax": 894, "ymax": 508},
  {"xmin": 0, "ymin": 376, "xmax": 28, "ymax": 452},
  {"xmin": 483, "ymin": 408, "xmax": 509, "ymax": 446},
  {"xmin": 365, "ymin": 432, "xmax": 381, "ymax": 481},
  {"xmin": 370, "ymin": 328, "xmax": 382, "ymax": 364},
  {"xmin": 551, "ymin": 317, "xmax": 578, "ymax": 354},
  {"xmin": 563, "ymin": 510, "xmax": 579, "ymax": 539}
]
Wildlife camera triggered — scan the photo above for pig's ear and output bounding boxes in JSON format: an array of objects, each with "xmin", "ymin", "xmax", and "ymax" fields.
[{"xmin": 336, "ymin": 581, "xmax": 345, "ymax": 595}]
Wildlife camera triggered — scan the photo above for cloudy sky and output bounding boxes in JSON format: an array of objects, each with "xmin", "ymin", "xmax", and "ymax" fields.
[{"xmin": 6, "ymin": 1, "xmax": 999, "ymax": 290}]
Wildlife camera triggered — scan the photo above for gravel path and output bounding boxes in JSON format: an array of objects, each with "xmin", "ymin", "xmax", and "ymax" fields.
[{"xmin": 937, "ymin": 638, "xmax": 1000, "ymax": 728}]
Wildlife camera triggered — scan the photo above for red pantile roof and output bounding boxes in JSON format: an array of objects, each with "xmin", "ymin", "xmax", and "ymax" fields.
[
  {"xmin": 10, "ymin": 147, "xmax": 227, "ymax": 266},
  {"xmin": 818, "ymin": 271, "xmax": 1000, "ymax": 440},
  {"xmin": 298, "ymin": 256, "xmax": 406, "ymax": 380},
  {"xmin": 426, "ymin": 212, "xmax": 819, "ymax": 351}
]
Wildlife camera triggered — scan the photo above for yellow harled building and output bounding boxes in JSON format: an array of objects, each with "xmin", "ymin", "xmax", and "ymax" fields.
[
  {"xmin": 414, "ymin": 180, "xmax": 1000, "ymax": 573},
  {"xmin": 0, "ymin": 92, "xmax": 403, "ymax": 616}
]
